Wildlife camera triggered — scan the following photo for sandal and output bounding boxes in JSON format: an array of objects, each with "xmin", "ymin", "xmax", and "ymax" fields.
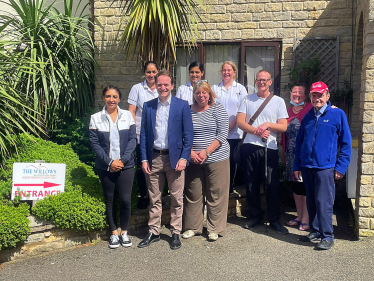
[
  {"xmin": 299, "ymin": 223, "xmax": 310, "ymax": 231},
  {"xmin": 287, "ymin": 219, "xmax": 301, "ymax": 226}
]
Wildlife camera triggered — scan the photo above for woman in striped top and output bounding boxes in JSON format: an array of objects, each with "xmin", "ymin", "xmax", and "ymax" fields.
[{"xmin": 182, "ymin": 80, "xmax": 230, "ymax": 241}]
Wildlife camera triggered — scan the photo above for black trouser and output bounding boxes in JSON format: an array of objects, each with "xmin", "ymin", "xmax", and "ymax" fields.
[
  {"xmin": 242, "ymin": 143, "xmax": 280, "ymax": 222},
  {"xmin": 228, "ymin": 139, "xmax": 241, "ymax": 189},
  {"xmin": 136, "ymin": 143, "xmax": 147, "ymax": 198},
  {"xmin": 97, "ymin": 168, "xmax": 134, "ymax": 231}
]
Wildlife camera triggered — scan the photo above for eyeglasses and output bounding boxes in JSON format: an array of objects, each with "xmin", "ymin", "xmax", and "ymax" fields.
[{"xmin": 255, "ymin": 79, "xmax": 271, "ymax": 83}]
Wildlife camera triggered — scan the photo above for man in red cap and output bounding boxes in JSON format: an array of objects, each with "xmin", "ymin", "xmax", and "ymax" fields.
[{"xmin": 294, "ymin": 81, "xmax": 352, "ymax": 250}]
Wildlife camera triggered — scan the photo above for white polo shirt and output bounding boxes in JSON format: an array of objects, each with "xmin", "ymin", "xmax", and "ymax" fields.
[
  {"xmin": 127, "ymin": 80, "xmax": 158, "ymax": 142},
  {"xmin": 176, "ymin": 82, "xmax": 193, "ymax": 105},
  {"xmin": 212, "ymin": 81, "xmax": 248, "ymax": 139}
]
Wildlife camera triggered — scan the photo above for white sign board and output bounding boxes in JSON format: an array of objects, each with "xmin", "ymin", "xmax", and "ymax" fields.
[{"xmin": 11, "ymin": 163, "xmax": 66, "ymax": 200}]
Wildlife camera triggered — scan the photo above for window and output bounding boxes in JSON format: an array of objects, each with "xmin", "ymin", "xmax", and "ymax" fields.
[{"xmin": 174, "ymin": 41, "xmax": 281, "ymax": 95}]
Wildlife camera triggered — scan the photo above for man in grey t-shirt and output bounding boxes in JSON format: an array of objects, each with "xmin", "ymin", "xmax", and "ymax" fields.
[{"xmin": 237, "ymin": 70, "xmax": 289, "ymax": 234}]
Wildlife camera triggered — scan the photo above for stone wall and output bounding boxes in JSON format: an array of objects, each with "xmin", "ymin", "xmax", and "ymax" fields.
[
  {"xmin": 93, "ymin": 0, "xmax": 374, "ymax": 237},
  {"xmin": 354, "ymin": 0, "xmax": 374, "ymax": 237},
  {"xmin": 93, "ymin": 0, "xmax": 354, "ymax": 105}
]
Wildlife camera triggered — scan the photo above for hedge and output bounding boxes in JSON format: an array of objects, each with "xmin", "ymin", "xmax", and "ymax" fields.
[
  {"xmin": 0, "ymin": 202, "xmax": 30, "ymax": 250},
  {"xmin": 0, "ymin": 134, "xmax": 141, "ymax": 249}
]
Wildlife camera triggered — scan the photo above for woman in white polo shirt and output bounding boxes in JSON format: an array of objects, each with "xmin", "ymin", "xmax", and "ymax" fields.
[
  {"xmin": 128, "ymin": 61, "xmax": 159, "ymax": 209},
  {"xmin": 212, "ymin": 61, "xmax": 248, "ymax": 193},
  {"xmin": 176, "ymin": 61, "xmax": 205, "ymax": 105}
]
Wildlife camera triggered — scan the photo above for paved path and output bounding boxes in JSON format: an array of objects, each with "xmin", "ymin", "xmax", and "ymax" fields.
[{"xmin": 1, "ymin": 206, "xmax": 373, "ymax": 281}]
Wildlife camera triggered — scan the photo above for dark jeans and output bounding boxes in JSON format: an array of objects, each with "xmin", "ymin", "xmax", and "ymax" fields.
[
  {"xmin": 301, "ymin": 167, "xmax": 335, "ymax": 241},
  {"xmin": 136, "ymin": 143, "xmax": 147, "ymax": 197},
  {"xmin": 242, "ymin": 143, "xmax": 280, "ymax": 222},
  {"xmin": 97, "ymin": 168, "xmax": 134, "ymax": 231}
]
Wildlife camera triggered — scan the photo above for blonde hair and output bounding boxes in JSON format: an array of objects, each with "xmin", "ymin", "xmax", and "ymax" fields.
[
  {"xmin": 221, "ymin": 61, "xmax": 237, "ymax": 80},
  {"xmin": 192, "ymin": 81, "xmax": 216, "ymax": 106}
]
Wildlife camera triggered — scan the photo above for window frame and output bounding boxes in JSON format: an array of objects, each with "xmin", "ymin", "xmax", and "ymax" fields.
[{"xmin": 176, "ymin": 40, "xmax": 282, "ymax": 95}]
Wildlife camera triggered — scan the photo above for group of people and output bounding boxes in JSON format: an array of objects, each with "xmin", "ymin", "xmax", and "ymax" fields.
[{"xmin": 89, "ymin": 60, "xmax": 352, "ymax": 251}]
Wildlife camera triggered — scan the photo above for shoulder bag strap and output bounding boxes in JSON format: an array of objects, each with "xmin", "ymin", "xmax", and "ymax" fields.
[{"xmin": 240, "ymin": 94, "xmax": 274, "ymax": 144}]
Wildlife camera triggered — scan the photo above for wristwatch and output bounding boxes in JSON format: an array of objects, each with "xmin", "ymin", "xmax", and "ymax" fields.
[{"xmin": 205, "ymin": 148, "xmax": 211, "ymax": 157}]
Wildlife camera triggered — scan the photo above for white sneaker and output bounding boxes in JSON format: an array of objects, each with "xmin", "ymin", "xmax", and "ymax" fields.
[
  {"xmin": 109, "ymin": 235, "xmax": 120, "ymax": 249},
  {"xmin": 208, "ymin": 233, "xmax": 218, "ymax": 241},
  {"xmin": 120, "ymin": 232, "xmax": 132, "ymax": 247},
  {"xmin": 182, "ymin": 230, "xmax": 195, "ymax": 239}
]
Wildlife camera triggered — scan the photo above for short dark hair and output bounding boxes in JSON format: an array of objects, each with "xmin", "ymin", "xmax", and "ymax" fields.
[
  {"xmin": 189, "ymin": 61, "xmax": 204, "ymax": 72},
  {"xmin": 143, "ymin": 61, "xmax": 159, "ymax": 73},
  {"xmin": 291, "ymin": 83, "xmax": 307, "ymax": 92},
  {"xmin": 102, "ymin": 85, "xmax": 122, "ymax": 99},
  {"xmin": 155, "ymin": 70, "xmax": 174, "ymax": 84}
]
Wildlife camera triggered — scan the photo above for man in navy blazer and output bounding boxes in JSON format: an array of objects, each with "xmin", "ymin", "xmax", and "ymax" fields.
[{"xmin": 138, "ymin": 70, "xmax": 193, "ymax": 250}]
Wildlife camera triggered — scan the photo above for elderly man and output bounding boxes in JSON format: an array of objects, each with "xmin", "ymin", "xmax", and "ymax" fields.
[
  {"xmin": 294, "ymin": 81, "xmax": 352, "ymax": 250},
  {"xmin": 138, "ymin": 70, "xmax": 194, "ymax": 250},
  {"xmin": 237, "ymin": 69, "xmax": 289, "ymax": 234}
]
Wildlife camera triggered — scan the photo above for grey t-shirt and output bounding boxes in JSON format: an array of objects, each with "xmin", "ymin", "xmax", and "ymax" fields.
[{"xmin": 238, "ymin": 93, "xmax": 288, "ymax": 150}]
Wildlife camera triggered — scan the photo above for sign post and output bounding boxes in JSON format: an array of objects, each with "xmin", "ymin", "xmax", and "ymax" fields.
[{"xmin": 11, "ymin": 163, "xmax": 66, "ymax": 200}]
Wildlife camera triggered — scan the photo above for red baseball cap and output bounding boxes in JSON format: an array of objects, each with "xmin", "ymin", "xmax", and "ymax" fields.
[{"xmin": 310, "ymin": 81, "xmax": 329, "ymax": 93}]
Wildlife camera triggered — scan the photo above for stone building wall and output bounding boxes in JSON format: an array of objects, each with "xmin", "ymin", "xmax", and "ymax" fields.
[
  {"xmin": 93, "ymin": 0, "xmax": 354, "ymax": 106},
  {"xmin": 354, "ymin": 0, "xmax": 374, "ymax": 237},
  {"xmin": 93, "ymin": 0, "xmax": 374, "ymax": 238}
]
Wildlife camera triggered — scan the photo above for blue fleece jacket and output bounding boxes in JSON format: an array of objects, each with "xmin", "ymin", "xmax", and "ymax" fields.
[{"xmin": 293, "ymin": 101, "xmax": 352, "ymax": 175}]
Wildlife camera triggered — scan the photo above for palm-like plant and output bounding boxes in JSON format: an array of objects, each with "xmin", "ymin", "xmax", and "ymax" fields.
[
  {"xmin": 0, "ymin": 0, "xmax": 96, "ymax": 130},
  {"xmin": 118, "ymin": 0, "xmax": 204, "ymax": 69},
  {"xmin": 0, "ymin": 48, "xmax": 45, "ymax": 163}
]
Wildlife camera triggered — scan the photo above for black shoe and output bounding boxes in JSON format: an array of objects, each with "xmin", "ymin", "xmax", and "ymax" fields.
[
  {"xmin": 316, "ymin": 239, "xmax": 334, "ymax": 250},
  {"xmin": 170, "ymin": 233, "xmax": 181, "ymax": 250},
  {"xmin": 244, "ymin": 218, "xmax": 263, "ymax": 229},
  {"xmin": 300, "ymin": 232, "xmax": 321, "ymax": 242},
  {"xmin": 137, "ymin": 197, "xmax": 149, "ymax": 209},
  {"xmin": 137, "ymin": 232, "xmax": 160, "ymax": 248},
  {"xmin": 269, "ymin": 221, "xmax": 289, "ymax": 235}
]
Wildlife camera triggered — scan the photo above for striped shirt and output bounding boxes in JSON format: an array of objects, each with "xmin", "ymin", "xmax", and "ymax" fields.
[{"xmin": 190, "ymin": 103, "xmax": 230, "ymax": 164}]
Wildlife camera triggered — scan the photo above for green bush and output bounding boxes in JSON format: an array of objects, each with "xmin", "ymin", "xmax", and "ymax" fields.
[
  {"xmin": 51, "ymin": 107, "xmax": 98, "ymax": 167},
  {"xmin": 0, "ymin": 202, "xmax": 30, "ymax": 250},
  {"xmin": 0, "ymin": 134, "xmax": 103, "ymax": 202},
  {"xmin": 33, "ymin": 190, "xmax": 106, "ymax": 231},
  {"xmin": 285, "ymin": 57, "xmax": 321, "ymax": 91},
  {"xmin": 0, "ymin": 134, "xmax": 107, "ymax": 232},
  {"xmin": 0, "ymin": 134, "xmax": 139, "ymax": 235}
]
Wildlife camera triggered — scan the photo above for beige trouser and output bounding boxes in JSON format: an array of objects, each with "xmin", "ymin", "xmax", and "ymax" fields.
[
  {"xmin": 183, "ymin": 158, "xmax": 230, "ymax": 236},
  {"xmin": 147, "ymin": 152, "xmax": 184, "ymax": 235}
]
